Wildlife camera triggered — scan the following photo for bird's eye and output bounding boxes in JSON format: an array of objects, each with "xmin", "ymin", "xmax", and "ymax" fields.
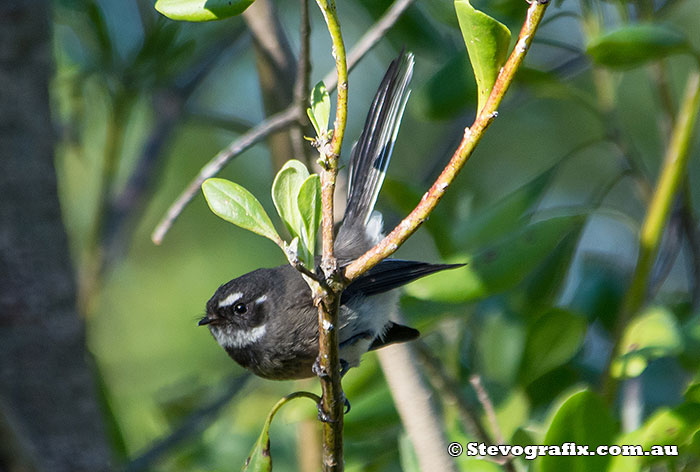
[{"xmin": 233, "ymin": 303, "xmax": 247, "ymax": 315}]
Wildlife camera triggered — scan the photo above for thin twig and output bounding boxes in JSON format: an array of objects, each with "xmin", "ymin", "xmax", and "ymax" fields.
[
  {"xmin": 415, "ymin": 343, "xmax": 516, "ymax": 471},
  {"xmin": 151, "ymin": 106, "xmax": 301, "ymax": 244},
  {"xmin": 414, "ymin": 343, "xmax": 492, "ymax": 445},
  {"xmin": 469, "ymin": 375, "xmax": 504, "ymax": 445},
  {"xmin": 344, "ymin": 1, "xmax": 551, "ymax": 282},
  {"xmin": 316, "ymin": 0, "xmax": 347, "ymax": 272},
  {"xmin": 321, "ymin": 0, "xmax": 416, "ymax": 91}
]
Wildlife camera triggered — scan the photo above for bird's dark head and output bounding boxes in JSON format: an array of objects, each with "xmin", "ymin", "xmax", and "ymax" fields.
[{"xmin": 199, "ymin": 268, "xmax": 276, "ymax": 351}]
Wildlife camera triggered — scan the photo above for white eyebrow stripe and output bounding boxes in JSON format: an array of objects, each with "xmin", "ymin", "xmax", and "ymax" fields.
[
  {"xmin": 218, "ymin": 292, "xmax": 243, "ymax": 308},
  {"xmin": 214, "ymin": 324, "xmax": 267, "ymax": 349},
  {"xmin": 255, "ymin": 295, "xmax": 267, "ymax": 305}
]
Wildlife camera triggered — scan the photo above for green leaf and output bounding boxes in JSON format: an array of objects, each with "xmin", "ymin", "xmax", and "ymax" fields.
[
  {"xmin": 476, "ymin": 311, "xmax": 525, "ymax": 385},
  {"xmin": 202, "ymin": 178, "xmax": 280, "ymax": 243},
  {"xmin": 271, "ymin": 160, "xmax": 310, "ymax": 239},
  {"xmin": 155, "ymin": 0, "xmax": 255, "ymax": 22},
  {"xmin": 586, "ymin": 23, "xmax": 689, "ymax": 68},
  {"xmin": 406, "ymin": 215, "xmax": 586, "ymax": 303},
  {"xmin": 454, "ymin": 0, "xmax": 511, "ymax": 112},
  {"xmin": 609, "ymin": 403, "xmax": 700, "ymax": 471},
  {"xmin": 519, "ymin": 308, "xmax": 587, "ymax": 384},
  {"xmin": 495, "ymin": 389, "xmax": 530, "ymax": 442},
  {"xmin": 296, "ymin": 174, "xmax": 321, "ymax": 267},
  {"xmin": 471, "ymin": 214, "xmax": 586, "ymax": 295},
  {"xmin": 569, "ymin": 255, "xmax": 627, "ymax": 330},
  {"xmin": 456, "ymin": 168, "xmax": 557, "ymax": 252},
  {"xmin": 307, "ymin": 81, "xmax": 331, "ymax": 137},
  {"xmin": 611, "ymin": 306, "xmax": 683, "ymax": 378},
  {"xmin": 541, "ymin": 390, "xmax": 617, "ymax": 472},
  {"xmin": 686, "ymin": 382, "xmax": 700, "ymax": 404},
  {"xmin": 414, "ymin": 52, "xmax": 477, "ymax": 121},
  {"xmin": 519, "ymin": 227, "xmax": 582, "ymax": 313}
]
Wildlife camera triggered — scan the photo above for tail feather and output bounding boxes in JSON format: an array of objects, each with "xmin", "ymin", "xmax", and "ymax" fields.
[{"xmin": 342, "ymin": 51, "xmax": 414, "ymax": 231}]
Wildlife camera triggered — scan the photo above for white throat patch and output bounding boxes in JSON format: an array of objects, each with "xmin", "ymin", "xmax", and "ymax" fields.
[{"xmin": 212, "ymin": 324, "xmax": 267, "ymax": 349}]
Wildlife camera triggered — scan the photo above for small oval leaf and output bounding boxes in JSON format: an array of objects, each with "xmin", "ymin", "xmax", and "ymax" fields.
[
  {"xmin": 611, "ymin": 305, "xmax": 683, "ymax": 378},
  {"xmin": 272, "ymin": 160, "xmax": 310, "ymax": 239},
  {"xmin": 454, "ymin": 0, "xmax": 511, "ymax": 113},
  {"xmin": 308, "ymin": 81, "xmax": 331, "ymax": 137},
  {"xmin": 155, "ymin": 0, "xmax": 254, "ymax": 22},
  {"xmin": 541, "ymin": 390, "xmax": 618, "ymax": 472},
  {"xmin": 586, "ymin": 23, "xmax": 689, "ymax": 68},
  {"xmin": 297, "ymin": 174, "xmax": 321, "ymax": 267},
  {"xmin": 519, "ymin": 308, "xmax": 587, "ymax": 384},
  {"xmin": 456, "ymin": 167, "xmax": 558, "ymax": 252},
  {"xmin": 202, "ymin": 178, "xmax": 280, "ymax": 243}
]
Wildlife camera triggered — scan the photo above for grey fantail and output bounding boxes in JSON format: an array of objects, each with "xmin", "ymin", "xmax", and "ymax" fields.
[{"xmin": 198, "ymin": 52, "xmax": 461, "ymax": 380}]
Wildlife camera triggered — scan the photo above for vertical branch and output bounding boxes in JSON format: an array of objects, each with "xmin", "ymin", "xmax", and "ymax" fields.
[
  {"xmin": 603, "ymin": 71, "xmax": 700, "ymax": 401},
  {"xmin": 313, "ymin": 1, "xmax": 348, "ymax": 470},
  {"xmin": 293, "ymin": 4, "xmax": 321, "ymax": 469},
  {"xmin": 315, "ymin": 292, "xmax": 344, "ymax": 471},
  {"xmin": 243, "ymin": 0, "xmax": 298, "ymax": 171},
  {"xmin": 294, "ymin": 0, "xmax": 313, "ymax": 168},
  {"xmin": 316, "ymin": 0, "xmax": 348, "ymax": 272}
]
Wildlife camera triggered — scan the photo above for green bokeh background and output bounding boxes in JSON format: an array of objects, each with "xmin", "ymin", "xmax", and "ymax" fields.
[{"xmin": 49, "ymin": 0, "xmax": 700, "ymax": 470}]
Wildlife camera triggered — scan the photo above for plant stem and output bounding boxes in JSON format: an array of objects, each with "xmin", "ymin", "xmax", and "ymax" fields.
[
  {"xmin": 294, "ymin": 0, "xmax": 313, "ymax": 169},
  {"xmin": 314, "ymin": 1, "xmax": 349, "ymax": 470},
  {"xmin": 343, "ymin": 0, "xmax": 550, "ymax": 282},
  {"xmin": 322, "ymin": 0, "xmax": 416, "ymax": 90},
  {"xmin": 603, "ymin": 71, "xmax": 700, "ymax": 401},
  {"xmin": 316, "ymin": 0, "xmax": 348, "ymax": 162},
  {"xmin": 315, "ymin": 0, "xmax": 347, "ymax": 272}
]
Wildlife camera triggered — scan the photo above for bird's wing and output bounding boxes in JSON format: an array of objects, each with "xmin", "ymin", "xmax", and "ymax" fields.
[{"xmin": 342, "ymin": 259, "xmax": 463, "ymax": 302}]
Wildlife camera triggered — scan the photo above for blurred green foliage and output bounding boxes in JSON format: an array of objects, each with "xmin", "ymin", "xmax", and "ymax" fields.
[{"xmin": 50, "ymin": 0, "xmax": 700, "ymax": 470}]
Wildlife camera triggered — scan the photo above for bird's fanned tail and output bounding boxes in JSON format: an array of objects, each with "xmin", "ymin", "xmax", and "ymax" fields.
[{"xmin": 339, "ymin": 51, "xmax": 415, "ymax": 235}]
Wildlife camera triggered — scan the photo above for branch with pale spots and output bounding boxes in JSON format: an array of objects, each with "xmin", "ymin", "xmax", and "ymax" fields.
[{"xmin": 343, "ymin": 0, "xmax": 551, "ymax": 283}]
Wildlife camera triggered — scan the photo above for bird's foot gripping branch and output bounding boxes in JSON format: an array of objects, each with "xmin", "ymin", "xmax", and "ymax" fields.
[{"xmin": 155, "ymin": 0, "xmax": 550, "ymax": 470}]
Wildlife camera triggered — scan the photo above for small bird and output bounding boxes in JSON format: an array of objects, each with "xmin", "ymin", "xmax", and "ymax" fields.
[{"xmin": 198, "ymin": 52, "xmax": 460, "ymax": 380}]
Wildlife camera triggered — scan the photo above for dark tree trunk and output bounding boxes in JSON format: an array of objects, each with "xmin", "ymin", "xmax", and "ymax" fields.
[{"xmin": 0, "ymin": 1, "xmax": 113, "ymax": 471}]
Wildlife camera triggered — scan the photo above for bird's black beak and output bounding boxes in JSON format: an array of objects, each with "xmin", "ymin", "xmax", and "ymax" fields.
[{"xmin": 198, "ymin": 316, "xmax": 212, "ymax": 326}]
